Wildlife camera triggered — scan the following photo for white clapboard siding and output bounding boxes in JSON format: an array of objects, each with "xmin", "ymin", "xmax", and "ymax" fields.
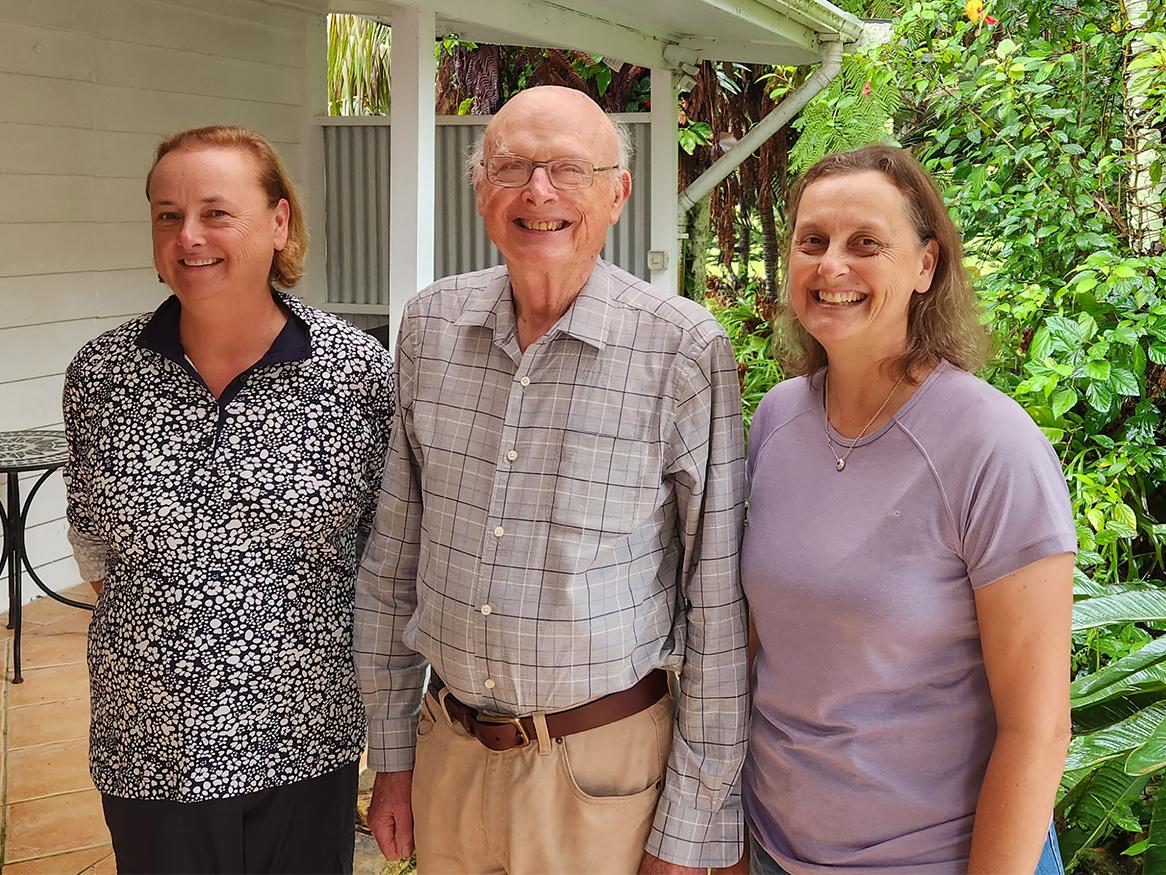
[
  {"xmin": 21, "ymin": 472, "xmax": 66, "ymax": 529},
  {"xmin": 0, "ymin": 376, "xmax": 65, "ymax": 432},
  {"xmin": 0, "ymin": 0, "xmax": 318, "ymax": 612},
  {"xmin": 0, "ymin": 269, "xmax": 164, "ymax": 330}
]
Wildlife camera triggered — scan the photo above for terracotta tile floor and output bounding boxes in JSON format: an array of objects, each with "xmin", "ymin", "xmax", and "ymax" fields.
[
  {"xmin": 0, "ymin": 586, "xmax": 390, "ymax": 874},
  {"xmin": 0, "ymin": 583, "xmax": 113, "ymax": 873}
]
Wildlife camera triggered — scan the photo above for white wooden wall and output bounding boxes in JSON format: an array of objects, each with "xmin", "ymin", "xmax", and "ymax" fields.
[{"xmin": 0, "ymin": 0, "xmax": 324, "ymax": 611}]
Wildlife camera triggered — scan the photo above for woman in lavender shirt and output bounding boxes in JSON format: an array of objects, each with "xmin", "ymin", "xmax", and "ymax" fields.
[{"xmin": 742, "ymin": 146, "xmax": 1076, "ymax": 875}]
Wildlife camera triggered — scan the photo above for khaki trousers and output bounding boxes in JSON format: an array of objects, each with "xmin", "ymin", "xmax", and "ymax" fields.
[{"xmin": 412, "ymin": 688, "xmax": 675, "ymax": 875}]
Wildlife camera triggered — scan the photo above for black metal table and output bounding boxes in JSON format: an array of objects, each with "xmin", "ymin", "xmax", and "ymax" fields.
[{"xmin": 0, "ymin": 430, "xmax": 94, "ymax": 683}]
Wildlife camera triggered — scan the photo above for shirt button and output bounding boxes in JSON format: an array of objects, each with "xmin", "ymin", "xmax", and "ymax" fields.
[
  {"xmin": 480, "ymin": 604, "xmax": 492, "ymax": 615},
  {"xmin": 519, "ymin": 376, "xmax": 530, "ymax": 387},
  {"xmin": 484, "ymin": 678, "xmax": 496, "ymax": 690},
  {"xmin": 493, "ymin": 526, "xmax": 505, "ymax": 538},
  {"xmin": 506, "ymin": 450, "xmax": 518, "ymax": 462}
]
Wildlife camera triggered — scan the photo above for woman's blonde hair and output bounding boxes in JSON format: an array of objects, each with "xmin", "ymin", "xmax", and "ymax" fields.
[
  {"xmin": 779, "ymin": 145, "xmax": 991, "ymax": 381},
  {"xmin": 145, "ymin": 126, "xmax": 307, "ymax": 288}
]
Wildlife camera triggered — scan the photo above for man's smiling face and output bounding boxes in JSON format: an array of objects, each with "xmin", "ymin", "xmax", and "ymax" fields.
[{"xmin": 475, "ymin": 88, "xmax": 630, "ymax": 280}]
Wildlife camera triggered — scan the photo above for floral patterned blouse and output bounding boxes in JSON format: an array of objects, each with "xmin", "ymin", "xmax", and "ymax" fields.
[{"xmin": 63, "ymin": 292, "xmax": 394, "ymax": 801}]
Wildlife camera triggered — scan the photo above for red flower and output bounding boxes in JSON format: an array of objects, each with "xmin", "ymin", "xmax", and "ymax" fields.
[
  {"xmin": 862, "ymin": 80, "xmax": 872, "ymax": 96},
  {"xmin": 984, "ymin": 14, "xmax": 998, "ymax": 24}
]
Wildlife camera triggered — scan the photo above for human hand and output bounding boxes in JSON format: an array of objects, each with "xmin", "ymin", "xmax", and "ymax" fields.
[
  {"xmin": 637, "ymin": 851, "xmax": 704, "ymax": 874},
  {"xmin": 368, "ymin": 770, "xmax": 415, "ymax": 861}
]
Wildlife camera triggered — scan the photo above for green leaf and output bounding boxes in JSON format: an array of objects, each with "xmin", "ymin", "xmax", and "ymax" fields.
[
  {"xmin": 1087, "ymin": 360, "xmax": 1112, "ymax": 381},
  {"xmin": 1110, "ymin": 799, "xmax": 1145, "ymax": 833},
  {"xmin": 1075, "ymin": 272, "xmax": 1099, "ymax": 293},
  {"xmin": 1073, "ymin": 568, "xmax": 1107, "ymax": 598},
  {"xmin": 1110, "ymin": 368, "xmax": 1141, "ymax": 396},
  {"xmin": 594, "ymin": 65, "xmax": 612, "ymax": 96},
  {"xmin": 1074, "ymin": 592, "xmax": 1166, "ymax": 631},
  {"xmin": 1108, "ymin": 503, "xmax": 1139, "ymax": 539},
  {"xmin": 995, "ymin": 38, "xmax": 1018, "ymax": 57},
  {"xmin": 1085, "ymin": 380, "xmax": 1114, "ymax": 412},
  {"xmin": 1070, "ymin": 637, "xmax": 1166, "ymax": 709},
  {"xmin": 1079, "ymin": 312, "xmax": 1100, "ymax": 340},
  {"xmin": 1124, "ymin": 715, "xmax": 1166, "ymax": 774},
  {"xmin": 1122, "ymin": 838, "xmax": 1152, "ymax": 856},
  {"xmin": 1064, "ymin": 702, "xmax": 1166, "ymax": 771},
  {"xmin": 1078, "ymin": 550, "xmax": 1106, "ymax": 568},
  {"xmin": 1052, "ymin": 388, "xmax": 1078, "ymax": 418},
  {"xmin": 1110, "ymin": 324, "xmax": 1140, "ymax": 345},
  {"xmin": 1086, "ymin": 507, "xmax": 1106, "ymax": 532},
  {"xmin": 1046, "ymin": 315, "xmax": 1084, "ymax": 346},
  {"xmin": 1146, "ymin": 781, "xmax": 1166, "ymax": 872},
  {"xmin": 1061, "ymin": 762, "xmax": 1151, "ymax": 869},
  {"xmin": 1150, "ymin": 341, "xmax": 1166, "ymax": 366}
]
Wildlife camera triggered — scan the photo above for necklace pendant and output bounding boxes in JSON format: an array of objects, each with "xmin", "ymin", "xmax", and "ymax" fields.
[{"xmin": 835, "ymin": 458, "xmax": 846, "ymax": 472}]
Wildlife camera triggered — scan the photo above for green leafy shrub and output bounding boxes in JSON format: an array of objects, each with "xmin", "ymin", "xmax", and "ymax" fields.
[{"xmin": 708, "ymin": 1, "xmax": 1166, "ymax": 868}]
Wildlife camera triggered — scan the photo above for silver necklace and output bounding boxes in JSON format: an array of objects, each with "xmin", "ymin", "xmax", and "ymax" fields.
[{"xmin": 824, "ymin": 370, "xmax": 906, "ymax": 472}]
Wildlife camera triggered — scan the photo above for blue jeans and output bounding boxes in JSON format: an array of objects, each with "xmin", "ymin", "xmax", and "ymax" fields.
[{"xmin": 749, "ymin": 823, "xmax": 1065, "ymax": 874}]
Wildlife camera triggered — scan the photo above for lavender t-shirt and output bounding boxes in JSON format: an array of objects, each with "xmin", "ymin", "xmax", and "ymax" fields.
[{"xmin": 741, "ymin": 361, "xmax": 1076, "ymax": 875}]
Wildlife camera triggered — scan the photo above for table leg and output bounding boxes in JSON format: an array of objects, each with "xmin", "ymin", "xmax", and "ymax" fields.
[
  {"xmin": 0, "ymin": 480, "xmax": 11, "ymax": 630},
  {"xmin": 6, "ymin": 474, "xmax": 22, "ymax": 683},
  {"xmin": 19, "ymin": 469, "xmax": 93, "ymax": 611}
]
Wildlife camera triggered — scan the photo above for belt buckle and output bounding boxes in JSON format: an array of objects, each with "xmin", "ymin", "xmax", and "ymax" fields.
[{"xmin": 476, "ymin": 712, "xmax": 530, "ymax": 748}]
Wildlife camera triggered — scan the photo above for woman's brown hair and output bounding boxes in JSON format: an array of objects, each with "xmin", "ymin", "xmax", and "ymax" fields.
[
  {"xmin": 779, "ymin": 145, "xmax": 991, "ymax": 381},
  {"xmin": 145, "ymin": 126, "xmax": 307, "ymax": 289}
]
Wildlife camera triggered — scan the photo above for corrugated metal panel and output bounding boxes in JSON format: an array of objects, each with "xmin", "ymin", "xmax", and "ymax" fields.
[
  {"xmin": 604, "ymin": 120, "xmax": 650, "ymax": 279},
  {"xmin": 434, "ymin": 123, "xmax": 504, "ymax": 277},
  {"xmin": 323, "ymin": 124, "xmax": 391, "ymax": 306},
  {"xmin": 322, "ymin": 116, "xmax": 651, "ymax": 308}
]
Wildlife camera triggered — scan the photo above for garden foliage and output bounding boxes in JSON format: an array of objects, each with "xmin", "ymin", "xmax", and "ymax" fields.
[{"xmin": 708, "ymin": 1, "xmax": 1166, "ymax": 870}]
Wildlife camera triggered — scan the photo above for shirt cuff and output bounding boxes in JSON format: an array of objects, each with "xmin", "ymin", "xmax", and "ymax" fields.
[
  {"xmin": 646, "ymin": 790, "xmax": 744, "ymax": 869},
  {"xmin": 67, "ymin": 527, "xmax": 107, "ymax": 582},
  {"xmin": 365, "ymin": 718, "xmax": 420, "ymax": 773}
]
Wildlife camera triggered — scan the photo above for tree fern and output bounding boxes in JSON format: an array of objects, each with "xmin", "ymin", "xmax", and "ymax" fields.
[{"xmin": 788, "ymin": 52, "xmax": 902, "ymax": 173}]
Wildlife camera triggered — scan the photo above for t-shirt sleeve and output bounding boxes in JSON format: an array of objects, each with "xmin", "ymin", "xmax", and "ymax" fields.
[
  {"xmin": 746, "ymin": 392, "xmax": 776, "ymax": 484},
  {"xmin": 958, "ymin": 397, "xmax": 1077, "ymax": 588}
]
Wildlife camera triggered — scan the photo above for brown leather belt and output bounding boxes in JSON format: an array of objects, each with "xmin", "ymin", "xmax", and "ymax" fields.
[{"xmin": 427, "ymin": 670, "xmax": 669, "ymax": 752}]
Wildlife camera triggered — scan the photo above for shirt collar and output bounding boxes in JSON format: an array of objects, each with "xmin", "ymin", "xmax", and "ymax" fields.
[
  {"xmin": 454, "ymin": 269, "xmax": 516, "ymax": 345},
  {"xmin": 454, "ymin": 260, "xmax": 611, "ymax": 352},
  {"xmin": 135, "ymin": 291, "xmax": 313, "ymax": 368}
]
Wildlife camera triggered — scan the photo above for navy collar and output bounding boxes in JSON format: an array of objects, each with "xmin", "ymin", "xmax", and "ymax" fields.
[
  {"xmin": 136, "ymin": 292, "xmax": 312, "ymax": 405},
  {"xmin": 137, "ymin": 292, "xmax": 312, "ymax": 365}
]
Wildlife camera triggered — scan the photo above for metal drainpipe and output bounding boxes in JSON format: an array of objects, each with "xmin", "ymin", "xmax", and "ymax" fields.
[{"xmin": 677, "ymin": 37, "xmax": 846, "ymax": 226}]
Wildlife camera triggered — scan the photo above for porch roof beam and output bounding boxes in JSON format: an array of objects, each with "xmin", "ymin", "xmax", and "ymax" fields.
[
  {"xmin": 691, "ymin": 0, "xmax": 818, "ymax": 54},
  {"xmin": 426, "ymin": 0, "xmax": 672, "ymax": 68}
]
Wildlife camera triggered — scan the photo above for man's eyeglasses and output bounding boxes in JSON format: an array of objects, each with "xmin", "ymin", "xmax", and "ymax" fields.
[{"xmin": 480, "ymin": 156, "xmax": 619, "ymax": 191}]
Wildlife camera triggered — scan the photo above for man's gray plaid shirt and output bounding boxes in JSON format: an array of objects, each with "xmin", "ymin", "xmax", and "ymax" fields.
[{"xmin": 355, "ymin": 258, "xmax": 749, "ymax": 868}]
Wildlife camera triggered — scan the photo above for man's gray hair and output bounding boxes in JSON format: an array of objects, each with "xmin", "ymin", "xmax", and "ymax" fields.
[{"xmin": 465, "ymin": 117, "xmax": 634, "ymax": 187}]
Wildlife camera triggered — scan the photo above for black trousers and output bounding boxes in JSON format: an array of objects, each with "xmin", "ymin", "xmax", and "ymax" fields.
[{"xmin": 101, "ymin": 761, "xmax": 360, "ymax": 875}]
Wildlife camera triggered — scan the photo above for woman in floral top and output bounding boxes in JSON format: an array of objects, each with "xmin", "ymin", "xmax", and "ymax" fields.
[{"xmin": 63, "ymin": 126, "xmax": 394, "ymax": 874}]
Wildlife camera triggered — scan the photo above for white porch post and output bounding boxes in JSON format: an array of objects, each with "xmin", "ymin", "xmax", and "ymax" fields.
[
  {"xmin": 302, "ymin": 14, "xmax": 329, "ymax": 310},
  {"xmin": 389, "ymin": 5, "xmax": 436, "ymax": 348},
  {"xmin": 648, "ymin": 67, "xmax": 679, "ymax": 294}
]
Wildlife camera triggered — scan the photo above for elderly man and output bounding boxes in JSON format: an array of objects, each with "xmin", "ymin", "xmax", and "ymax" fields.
[{"xmin": 355, "ymin": 85, "xmax": 748, "ymax": 874}]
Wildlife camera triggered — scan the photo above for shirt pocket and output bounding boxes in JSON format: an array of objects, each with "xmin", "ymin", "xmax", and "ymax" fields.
[{"xmin": 549, "ymin": 431, "xmax": 656, "ymax": 537}]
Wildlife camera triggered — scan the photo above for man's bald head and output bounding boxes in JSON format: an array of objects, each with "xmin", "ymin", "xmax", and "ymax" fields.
[{"xmin": 468, "ymin": 86, "xmax": 632, "ymax": 188}]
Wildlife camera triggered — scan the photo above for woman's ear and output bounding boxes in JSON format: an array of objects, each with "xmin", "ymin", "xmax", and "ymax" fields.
[
  {"xmin": 273, "ymin": 198, "xmax": 291, "ymax": 252},
  {"xmin": 915, "ymin": 238, "xmax": 939, "ymax": 294}
]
